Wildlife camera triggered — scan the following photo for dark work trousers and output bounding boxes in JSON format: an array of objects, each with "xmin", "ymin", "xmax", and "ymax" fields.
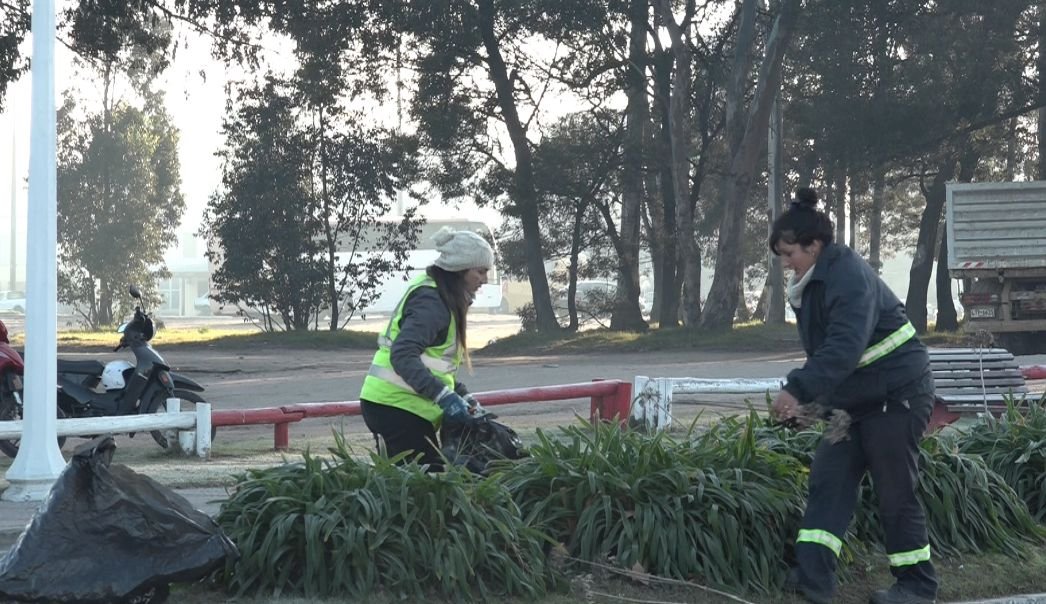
[
  {"xmin": 794, "ymin": 392, "xmax": 938, "ymax": 601},
  {"xmin": 360, "ymin": 399, "xmax": 443, "ymax": 471}
]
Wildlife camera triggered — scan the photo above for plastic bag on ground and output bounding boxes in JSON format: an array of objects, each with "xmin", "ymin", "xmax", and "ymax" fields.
[
  {"xmin": 441, "ymin": 413, "xmax": 527, "ymax": 474},
  {"xmin": 0, "ymin": 435, "xmax": 238, "ymax": 603}
]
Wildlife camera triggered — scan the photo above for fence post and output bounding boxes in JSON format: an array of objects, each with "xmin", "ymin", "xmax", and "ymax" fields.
[
  {"xmin": 167, "ymin": 397, "xmax": 197, "ymax": 456},
  {"xmin": 195, "ymin": 403, "xmax": 212, "ymax": 459},
  {"xmin": 274, "ymin": 423, "xmax": 290, "ymax": 451},
  {"xmin": 631, "ymin": 376, "xmax": 672, "ymax": 432},
  {"xmin": 611, "ymin": 381, "xmax": 633, "ymax": 426}
]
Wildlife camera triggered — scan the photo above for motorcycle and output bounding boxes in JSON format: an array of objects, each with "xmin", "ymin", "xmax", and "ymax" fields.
[
  {"xmin": 0, "ymin": 319, "xmax": 67, "ymax": 458},
  {"xmin": 52, "ymin": 285, "xmax": 212, "ymax": 452}
]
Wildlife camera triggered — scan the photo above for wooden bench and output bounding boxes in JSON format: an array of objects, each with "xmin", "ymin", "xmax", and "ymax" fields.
[{"xmin": 927, "ymin": 347, "xmax": 1036, "ymax": 429}]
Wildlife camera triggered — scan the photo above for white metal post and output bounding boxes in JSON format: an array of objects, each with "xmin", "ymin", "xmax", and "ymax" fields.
[
  {"xmin": 195, "ymin": 402, "xmax": 211, "ymax": 459},
  {"xmin": 167, "ymin": 397, "xmax": 196, "ymax": 455},
  {"xmin": 631, "ymin": 376, "xmax": 673, "ymax": 432},
  {"xmin": 4, "ymin": 0, "xmax": 65, "ymax": 501}
]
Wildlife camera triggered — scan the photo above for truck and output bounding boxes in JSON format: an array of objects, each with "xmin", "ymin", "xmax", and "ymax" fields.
[{"xmin": 946, "ymin": 181, "xmax": 1046, "ymax": 354}]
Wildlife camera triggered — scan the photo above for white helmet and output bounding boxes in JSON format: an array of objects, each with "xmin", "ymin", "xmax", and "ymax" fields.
[{"xmin": 101, "ymin": 360, "xmax": 134, "ymax": 391}]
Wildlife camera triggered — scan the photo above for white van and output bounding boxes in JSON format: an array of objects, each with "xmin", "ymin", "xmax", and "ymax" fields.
[{"xmin": 350, "ymin": 218, "xmax": 503, "ymax": 316}]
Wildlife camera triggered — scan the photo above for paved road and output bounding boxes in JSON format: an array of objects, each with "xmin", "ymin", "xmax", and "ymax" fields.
[{"xmin": 8, "ymin": 313, "xmax": 1046, "ymax": 451}]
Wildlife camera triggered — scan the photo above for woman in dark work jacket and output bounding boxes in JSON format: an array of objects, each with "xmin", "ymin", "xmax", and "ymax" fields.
[{"xmin": 771, "ymin": 187, "xmax": 938, "ymax": 604}]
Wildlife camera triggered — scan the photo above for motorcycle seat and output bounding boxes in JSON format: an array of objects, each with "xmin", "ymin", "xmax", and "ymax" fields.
[{"xmin": 57, "ymin": 359, "xmax": 105, "ymax": 376}]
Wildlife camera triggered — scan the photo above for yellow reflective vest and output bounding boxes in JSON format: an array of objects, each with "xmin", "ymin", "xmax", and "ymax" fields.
[{"xmin": 359, "ymin": 274, "xmax": 460, "ymax": 424}]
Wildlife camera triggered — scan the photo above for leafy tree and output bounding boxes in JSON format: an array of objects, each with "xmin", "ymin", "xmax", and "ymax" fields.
[
  {"xmin": 204, "ymin": 78, "xmax": 420, "ymax": 331},
  {"xmin": 389, "ymin": 0, "xmax": 619, "ymax": 333},
  {"xmin": 0, "ymin": 0, "xmax": 29, "ymax": 110},
  {"xmin": 57, "ymin": 91, "xmax": 184, "ymax": 328},
  {"xmin": 701, "ymin": 0, "xmax": 801, "ymax": 329},
  {"xmin": 532, "ymin": 111, "xmax": 623, "ymax": 331}
]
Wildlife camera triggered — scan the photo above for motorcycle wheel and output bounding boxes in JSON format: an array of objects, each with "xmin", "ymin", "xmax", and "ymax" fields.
[
  {"xmin": 150, "ymin": 389, "xmax": 217, "ymax": 449},
  {"xmin": 0, "ymin": 389, "xmax": 68, "ymax": 459}
]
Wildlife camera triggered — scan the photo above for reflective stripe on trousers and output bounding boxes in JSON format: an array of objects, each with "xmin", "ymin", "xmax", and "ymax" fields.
[
  {"xmin": 888, "ymin": 545, "xmax": 931, "ymax": 567},
  {"xmin": 796, "ymin": 529, "xmax": 843, "ymax": 557}
]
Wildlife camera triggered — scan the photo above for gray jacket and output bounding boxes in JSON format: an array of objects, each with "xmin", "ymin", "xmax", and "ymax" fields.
[{"xmin": 389, "ymin": 286, "xmax": 471, "ymax": 402}]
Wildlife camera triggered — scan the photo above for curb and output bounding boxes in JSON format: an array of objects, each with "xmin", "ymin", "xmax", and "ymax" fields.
[{"xmin": 952, "ymin": 597, "xmax": 1046, "ymax": 604}]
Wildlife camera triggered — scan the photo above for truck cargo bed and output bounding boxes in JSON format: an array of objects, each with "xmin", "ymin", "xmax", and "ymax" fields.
[{"xmin": 947, "ymin": 181, "xmax": 1046, "ymax": 271}]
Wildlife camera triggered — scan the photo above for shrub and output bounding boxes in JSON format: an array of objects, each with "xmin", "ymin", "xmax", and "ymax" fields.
[
  {"xmin": 496, "ymin": 417, "xmax": 807, "ymax": 595},
  {"xmin": 957, "ymin": 397, "xmax": 1046, "ymax": 523},
  {"xmin": 216, "ymin": 433, "xmax": 556, "ymax": 601},
  {"xmin": 752, "ymin": 412, "xmax": 1045, "ymax": 558}
]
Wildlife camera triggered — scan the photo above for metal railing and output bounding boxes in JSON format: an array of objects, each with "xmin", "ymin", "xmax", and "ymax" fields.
[{"xmin": 211, "ymin": 379, "xmax": 633, "ymax": 450}]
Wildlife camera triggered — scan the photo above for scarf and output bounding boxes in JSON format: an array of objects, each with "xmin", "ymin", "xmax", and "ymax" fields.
[{"xmin": 787, "ymin": 267, "xmax": 815, "ymax": 309}]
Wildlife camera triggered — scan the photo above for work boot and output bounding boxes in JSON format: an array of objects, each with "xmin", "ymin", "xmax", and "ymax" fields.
[
  {"xmin": 783, "ymin": 568, "xmax": 832, "ymax": 604},
  {"xmin": 869, "ymin": 584, "xmax": 936, "ymax": 604}
]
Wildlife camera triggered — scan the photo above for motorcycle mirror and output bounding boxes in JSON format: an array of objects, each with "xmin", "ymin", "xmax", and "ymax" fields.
[{"xmin": 128, "ymin": 285, "xmax": 142, "ymax": 299}]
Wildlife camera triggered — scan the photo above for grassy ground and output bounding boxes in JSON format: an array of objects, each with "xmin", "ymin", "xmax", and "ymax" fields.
[
  {"xmin": 174, "ymin": 548, "xmax": 1046, "ymax": 603},
  {"xmin": 11, "ymin": 326, "xmax": 382, "ymax": 352},
  {"xmin": 17, "ymin": 317, "xmax": 972, "ymax": 356}
]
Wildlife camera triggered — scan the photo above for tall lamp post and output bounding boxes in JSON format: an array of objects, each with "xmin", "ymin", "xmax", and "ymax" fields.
[
  {"xmin": 3, "ymin": 0, "xmax": 65, "ymax": 502},
  {"xmin": 9, "ymin": 122, "xmax": 16, "ymax": 291}
]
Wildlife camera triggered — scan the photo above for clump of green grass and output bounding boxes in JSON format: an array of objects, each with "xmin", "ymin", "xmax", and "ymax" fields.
[
  {"xmin": 212, "ymin": 409, "xmax": 1046, "ymax": 603},
  {"xmin": 215, "ymin": 433, "xmax": 557, "ymax": 601},
  {"xmin": 956, "ymin": 396, "xmax": 1046, "ymax": 523},
  {"xmin": 497, "ymin": 418, "xmax": 807, "ymax": 595}
]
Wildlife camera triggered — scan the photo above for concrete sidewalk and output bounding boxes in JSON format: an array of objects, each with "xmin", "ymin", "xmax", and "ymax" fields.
[{"xmin": 0, "ymin": 486, "xmax": 228, "ymax": 554}]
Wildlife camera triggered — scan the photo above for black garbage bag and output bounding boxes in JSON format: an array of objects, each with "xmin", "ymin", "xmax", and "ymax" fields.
[
  {"xmin": 0, "ymin": 435, "xmax": 238, "ymax": 603},
  {"xmin": 441, "ymin": 413, "xmax": 527, "ymax": 474}
]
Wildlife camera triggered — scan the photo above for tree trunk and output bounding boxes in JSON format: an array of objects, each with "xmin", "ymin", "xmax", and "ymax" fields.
[
  {"xmin": 935, "ymin": 148, "xmax": 979, "ymax": 332},
  {"xmin": 848, "ymin": 173, "xmax": 858, "ymax": 250},
  {"xmin": 701, "ymin": 0, "xmax": 801, "ymax": 329},
  {"xmin": 1039, "ymin": 3, "xmax": 1046, "ymax": 179},
  {"xmin": 766, "ymin": 93, "xmax": 785, "ymax": 324},
  {"xmin": 834, "ymin": 163, "xmax": 846, "ymax": 246},
  {"xmin": 934, "ymin": 225, "xmax": 958, "ymax": 331},
  {"xmin": 650, "ymin": 48, "xmax": 677, "ymax": 326},
  {"xmin": 909, "ymin": 144, "xmax": 980, "ymax": 333},
  {"xmin": 655, "ymin": 0, "xmax": 692, "ymax": 330},
  {"xmin": 906, "ymin": 156, "xmax": 957, "ymax": 333},
  {"xmin": 868, "ymin": 168, "xmax": 885, "ymax": 273},
  {"xmin": 610, "ymin": 0, "xmax": 650, "ymax": 332},
  {"xmin": 566, "ymin": 202, "xmax": 588, "ymax": 332},
  {"xmin": 477, "ymin": 0, "xmax": 558, "ymax": 331},
  {"xmin": 643, "ymin": 197, "xmax": 666, "ymax": 323},
  {"xmin": 318, "ymin": 108, "xmax": 339, "ymax": 331}
]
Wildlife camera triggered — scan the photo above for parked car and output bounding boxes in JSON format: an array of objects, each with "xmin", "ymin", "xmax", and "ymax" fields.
[
  {"xmin": 194, "ymin": 293, "xmax": 212, "ymax": 315},
  {"xmin": 553, "ymin": 280, "xmax": 649, "ymax": 319},
  {"xmin": 0, "ymin": 291, "xmax": 25, "ymax": 314}
]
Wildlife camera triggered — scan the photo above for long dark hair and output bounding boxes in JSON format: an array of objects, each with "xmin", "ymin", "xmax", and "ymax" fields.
[
  {"xmin": 426, "ymin": 265, "xmax": 472, "ymax": 368},
  {"xmin": 769, "ymin": 187, "xmax": 835, "ymax": 254}
]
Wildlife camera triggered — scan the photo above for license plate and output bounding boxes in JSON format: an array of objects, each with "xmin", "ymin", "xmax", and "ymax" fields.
[{"xmin": 968, "ymin": 306, "xmax": 996, "ymax": 319}]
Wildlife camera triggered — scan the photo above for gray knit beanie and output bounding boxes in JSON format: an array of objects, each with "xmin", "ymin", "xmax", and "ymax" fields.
[{"xmin": 432, "ymin": 227, "xmax": 495, "ymax": 272}]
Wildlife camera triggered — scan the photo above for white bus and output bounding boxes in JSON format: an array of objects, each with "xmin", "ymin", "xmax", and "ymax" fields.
[{"xmin": 207, "ymin": 217, "xmax": 503, "ymax": 319}]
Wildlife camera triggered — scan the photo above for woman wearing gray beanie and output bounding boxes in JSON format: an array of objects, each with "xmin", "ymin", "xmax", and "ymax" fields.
[{"xmin": 359, "ymin": 226, "xmax": 495, "ymax": 470}]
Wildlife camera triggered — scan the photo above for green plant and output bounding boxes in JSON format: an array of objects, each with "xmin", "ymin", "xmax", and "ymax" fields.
[
  {"xmin": 216, "ymin": 433, "xmax": 557, "ymax": 601},
  {"xmin": 956, "ymin": 397, "xmax": 1046, "ymax": 523},
  {"xmin": 751, "ymin": 411, "xmax": 1043, "ymax": 558},
  {"xmin": 497, "ymin": 419, "xmax": 807, "ymax": 595}
]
